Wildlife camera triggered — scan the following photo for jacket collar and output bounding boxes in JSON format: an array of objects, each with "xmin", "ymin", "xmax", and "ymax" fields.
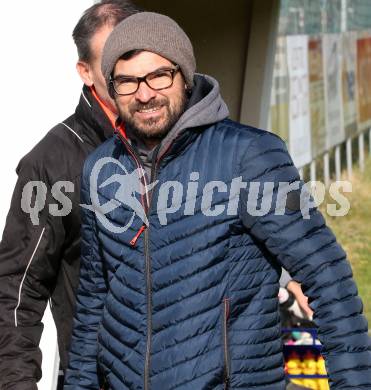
[{"xmin": 74, "ymin": 85, "xmax": 116, "ymax": 146}]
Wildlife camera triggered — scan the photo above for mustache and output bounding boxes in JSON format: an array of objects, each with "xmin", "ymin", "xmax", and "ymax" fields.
[{"xmin": 129, "ymin": 98, "xmax": 169, "ymax": 114}]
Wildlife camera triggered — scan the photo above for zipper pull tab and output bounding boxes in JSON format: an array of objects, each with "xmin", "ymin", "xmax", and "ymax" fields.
[{"xmin": 130, "ymin": 225, "xmax": 146, "ymax": 246}]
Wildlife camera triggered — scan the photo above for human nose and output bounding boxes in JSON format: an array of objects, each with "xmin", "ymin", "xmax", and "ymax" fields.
[{"xmin": 135, "ymin": 80, "xmax": 156, "ymax": 103}]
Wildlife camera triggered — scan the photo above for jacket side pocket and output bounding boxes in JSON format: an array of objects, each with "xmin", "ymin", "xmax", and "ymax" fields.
[{"xmin": 222, "ymin": 298, "xmax": 231, "ymax": 389}]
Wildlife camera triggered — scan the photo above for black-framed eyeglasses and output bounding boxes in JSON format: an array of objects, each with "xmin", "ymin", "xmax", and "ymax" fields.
[{"xmin": 110, "ymin": 65, "xmax": 180, "ymax": 96}]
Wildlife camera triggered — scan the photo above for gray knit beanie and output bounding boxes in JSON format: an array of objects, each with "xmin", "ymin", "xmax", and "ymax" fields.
[{"xmin": 102, "ymin": 12, "xmax": 196, "ymax": 93}]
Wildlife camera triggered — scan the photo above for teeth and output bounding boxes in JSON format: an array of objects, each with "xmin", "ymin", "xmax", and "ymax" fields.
[{"xmin": 138, "ymin": 107, "xmax": 161, "ymax": 113}]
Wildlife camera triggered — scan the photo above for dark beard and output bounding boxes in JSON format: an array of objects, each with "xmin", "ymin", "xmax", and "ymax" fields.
[{"xmin": 119, "ymin": 90, "xmax": 188, "ymax": 142}]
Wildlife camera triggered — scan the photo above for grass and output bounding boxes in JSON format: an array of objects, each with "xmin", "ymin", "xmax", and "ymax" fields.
[{"xmin": 319, "ymin": 157, "xmax": 371, "ymax": 327}]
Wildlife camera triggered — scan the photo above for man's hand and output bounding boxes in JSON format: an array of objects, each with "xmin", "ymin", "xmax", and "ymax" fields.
[{"xmin": 286, "ymin": 280, "xmax": 313, "ymax": 319}]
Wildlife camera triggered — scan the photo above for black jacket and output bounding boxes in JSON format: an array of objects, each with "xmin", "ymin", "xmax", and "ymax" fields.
[{"xmin": 0, "ymin": 85, "xmax": 114, "ymax": 390}]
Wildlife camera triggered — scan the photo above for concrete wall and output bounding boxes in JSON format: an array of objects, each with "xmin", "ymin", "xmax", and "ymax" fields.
[{"xmin": 240, "ymin": 0, "xmax": 280, "ymax": 129}]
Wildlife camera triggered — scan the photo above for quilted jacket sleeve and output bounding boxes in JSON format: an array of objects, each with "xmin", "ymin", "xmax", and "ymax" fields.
[
  {"xmin": 64, "ymin": 161, "xmax": 107, "ymax": 390},
  {"xmin": 238, "ymin": 131, "xmax": 371, "ymax": 389}
]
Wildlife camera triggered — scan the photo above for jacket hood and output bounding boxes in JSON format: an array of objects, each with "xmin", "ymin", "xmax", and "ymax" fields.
[
  {"xmin": 177, "ymin": 73, "xmax": 229, "ymax": 132},
  {"xmin": 157, "ymin": 73, "xmax": 229, "ymax": 158}
]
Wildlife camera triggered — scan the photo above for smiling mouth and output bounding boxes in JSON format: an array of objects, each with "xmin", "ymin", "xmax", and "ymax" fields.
[{"xmin": 137, "ymin": 106, "xmax": 163, "ymax": 114}]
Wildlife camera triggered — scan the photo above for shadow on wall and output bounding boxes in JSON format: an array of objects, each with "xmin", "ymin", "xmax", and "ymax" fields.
[{"xmin": 134, "ymin": 0, "xmax": 253, "ymax": 121}]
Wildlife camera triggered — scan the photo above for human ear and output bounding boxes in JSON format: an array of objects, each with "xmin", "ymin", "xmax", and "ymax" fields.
[{"xmin": 76, "ymin": 61, "xmax": 93, "ymax": 86}]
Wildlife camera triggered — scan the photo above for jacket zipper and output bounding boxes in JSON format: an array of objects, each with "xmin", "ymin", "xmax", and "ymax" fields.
[
  {"xmin": 116, "ymin": 131, "xmax": 151, "ymax": 390},
  {"xmin": 143, "ymin": 147, "xmax": 160, "ymax": 390},
  {"xmin": 116, "ymin": 131, "xmax": 149, "ymax": 213},
  {"xmin": 116, "ymin": 131, "xmax": 162, "ymax": 390},
  {"xmin": 223, "ymin": 298, "xmax": 231, "ymax": 389},
  {"xmin": 144, "ymin": 227, "xmax": 152, "ymax": 390}
]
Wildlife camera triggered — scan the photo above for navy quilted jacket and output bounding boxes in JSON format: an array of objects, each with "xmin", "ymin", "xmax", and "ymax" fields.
[{"xmin": 65, "ymin": 76, "xmax": 371, "ymax": 389}]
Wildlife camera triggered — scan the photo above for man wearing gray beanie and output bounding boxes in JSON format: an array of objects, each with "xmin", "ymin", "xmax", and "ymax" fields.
[{"xmin": 64, "ymin": 11, "xmax": 371, "ymax": 390}]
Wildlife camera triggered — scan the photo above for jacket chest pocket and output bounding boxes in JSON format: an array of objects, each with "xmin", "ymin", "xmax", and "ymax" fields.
[{"xmin": 222, "ymin": 298, "xmax": 231, "ymax": 389}]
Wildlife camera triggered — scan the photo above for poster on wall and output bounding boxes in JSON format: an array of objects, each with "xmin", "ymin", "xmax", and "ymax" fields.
[
  {"xmin": 323, "ymin": 34, "xmax": 344, "ymax": 149},
  {"xmin": 286, "ymin": 35, "xmax": 312, "ymax": 167},
  {"xmin": 308, "ymin": 36, "xmax": 326, "ymax": 157},
  {"xmin": 270, "ymin": 36, "xmax": 289, "ymax": 142},
  {"xmin": 356, "ymin": 34, "xmax": 371, "ymax": 131},
  {"xmin": 342, "ymin": 31, "xmax": 358, "ymax": 138}
]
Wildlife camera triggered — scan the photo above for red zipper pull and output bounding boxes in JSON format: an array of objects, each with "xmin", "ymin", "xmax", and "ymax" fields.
[{"xmin": 130, "ymin": 225, "xmax": 146, "ymax": 246}]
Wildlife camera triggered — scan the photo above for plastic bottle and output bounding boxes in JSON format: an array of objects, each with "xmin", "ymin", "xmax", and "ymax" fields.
[
  {"xmin": 286, "ymin": 352, "xmax": 304, "ymax": 386},
  {"xmin": 301, "ymin": 351, "xmax": 318, "ymax": 389},
  {"xmin": 317, "ymin": 356, "xmax": 330, "ymax": 390}
]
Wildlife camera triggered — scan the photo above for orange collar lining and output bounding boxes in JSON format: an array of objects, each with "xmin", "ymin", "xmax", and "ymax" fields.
[{"xmin": 89, "ymin": 86, "xmax": 118, "ymax": 129}]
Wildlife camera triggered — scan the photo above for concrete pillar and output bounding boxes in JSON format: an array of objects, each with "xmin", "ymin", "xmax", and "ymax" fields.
[{"xmin": 239, "ymin": 0, "xmax": 280, "ymax": 129}]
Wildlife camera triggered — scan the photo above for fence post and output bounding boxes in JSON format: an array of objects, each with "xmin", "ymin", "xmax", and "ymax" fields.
[
  {"xmin": 369, "ymin": 128, "xmax": 371, "ymax": 156},
  {"xmin": 299, "ymin": 167, "xmax": 304, "ymax": 180},
  {"xmin": 335, "ymin": 145, "xmax": 341, "ymax": 181},
  {"xmin": 346, "ymin": 138, "xmax": 352, "ymax": 179},
  {"xmin": 324, "ymin": 152, "xmax": 330, "ymax": 188},
  {"xmin": 310, "ymin": 160, "xmax": 316, "ymax": 182},
  {"xmin": 359, "ymin": 132, "xmax": 365, "ymax": 172}
]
